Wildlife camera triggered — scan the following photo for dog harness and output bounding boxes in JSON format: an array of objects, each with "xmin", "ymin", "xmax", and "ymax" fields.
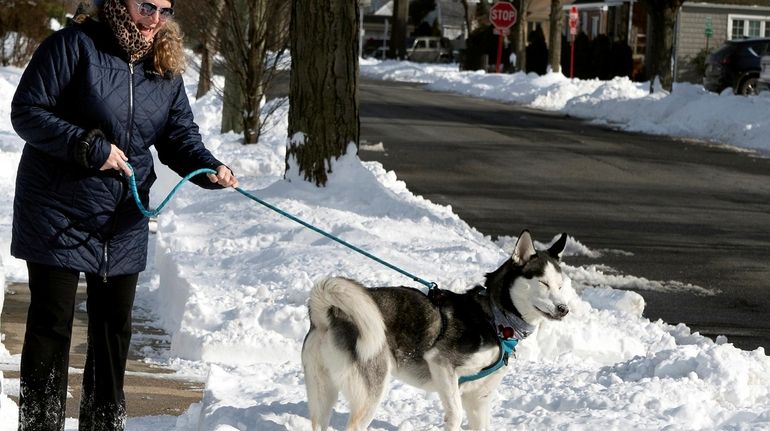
[
  {"xmin": 458, "ymin": 304, "xmax": 534, "ymax": 384},
  {"xmin": 458, "ymin": 337, "xmax": 519, "ymax": 384}
]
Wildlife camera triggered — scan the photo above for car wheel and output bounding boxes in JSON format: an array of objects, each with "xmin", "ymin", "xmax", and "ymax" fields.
[{"xmin": 738, "ymin": 76, "xmax": 759, "ymax": 96}]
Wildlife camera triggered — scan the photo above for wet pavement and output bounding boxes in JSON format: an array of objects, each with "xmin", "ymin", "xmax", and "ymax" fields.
[
  {"xmin": 359, "ymin": 79, "xmax": 770, "ymax": 353},
  {"xmin": 0, "ymin": 282, "xmax": 204, "ymax": 419}
]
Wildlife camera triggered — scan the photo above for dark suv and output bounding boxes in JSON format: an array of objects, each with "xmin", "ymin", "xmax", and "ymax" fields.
[{"xmin": 703, "ymin": 38, "xmax": 770, "ymax": 95}]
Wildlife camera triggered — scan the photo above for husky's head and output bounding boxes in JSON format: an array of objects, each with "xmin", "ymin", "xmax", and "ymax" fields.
[{"xmin": 485, "ymin": 230, "xmax": 569, "ymax": 326}]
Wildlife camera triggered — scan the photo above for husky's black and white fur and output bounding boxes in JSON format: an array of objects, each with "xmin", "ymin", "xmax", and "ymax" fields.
[{"xmin": 301, "ymin": 230, "xmax": 569, "ymax": 431}]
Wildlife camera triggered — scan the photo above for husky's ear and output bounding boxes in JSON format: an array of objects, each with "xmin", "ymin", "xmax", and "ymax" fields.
[
  {"xmin": 548, "ymin": 233, "xmax": 568, "ymax": 260},
  {"xmin": 512, "ymin": 230, "xmax": 537, "ymax": 265}
]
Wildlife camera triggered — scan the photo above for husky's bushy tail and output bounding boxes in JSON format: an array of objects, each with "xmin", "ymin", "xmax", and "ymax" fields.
[{"xmin": 308, "ymin": 277, "xmax": 387, "ymax": 361}]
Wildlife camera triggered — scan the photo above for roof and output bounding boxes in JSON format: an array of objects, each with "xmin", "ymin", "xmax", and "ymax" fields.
[
  {"xmin": 569, "ymin": 0, "xmax": 770, "ymax": 4},
  {"xmin": 437, "ymin": 0, "xmax": 467, "ymax": 27},
  {"xmin": 686, "ymin": 0, "xmax": 770, "ymax": 5},
  {"xmin": 373, "ymin": 0, "xmax": 392, "ymax": 16}
]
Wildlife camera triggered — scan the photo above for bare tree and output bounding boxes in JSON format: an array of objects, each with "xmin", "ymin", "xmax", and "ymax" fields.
[
  {"xmin": 642, "ymin": 0, "xmax": 684, "ymax": 92},
  {"xmin": 177, "ymin": 0, "xmax": 289, "ymax": 144},
  {"xmin": 511, "ymin": 0, "xmax": 530, "ymax": 72},
  {"xmin": 288, "ymin": 0, "xmax": 360, "ymax": 186},
  {"xmin": 548, "ymin": 0, "xmax": 562, "ymax": 73},
  {"xmin": 194, "ymin": 0, "xmax": 223, "ymax": 99},
  {"xmin": 219, "ymin": 0, "xmax": 289, "ymax": 143},
  {"xmin": 460, "ymin": 0, "xmax": 474, "ymax": 35},
  {"xmin": 389, "ymin": 0, "xmax": 409, "ymax": 59}
]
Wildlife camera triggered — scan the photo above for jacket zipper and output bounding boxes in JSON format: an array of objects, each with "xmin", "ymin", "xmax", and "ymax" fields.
[
  {"xmin": 102, "ymin": 62, "xmax": 136, "ymax": 282},
  {"xmin": 126, "ymin": 63, "xmax": 135, "ymax": 155},
  {"xmin": 102, "ymin": 244, "xmax": 109, "ymax": 282}
]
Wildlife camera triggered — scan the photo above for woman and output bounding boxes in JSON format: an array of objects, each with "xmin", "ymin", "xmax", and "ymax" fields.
[{"xmin": 10, "ymin": 0, "xmax": 237, "ymax": 428}]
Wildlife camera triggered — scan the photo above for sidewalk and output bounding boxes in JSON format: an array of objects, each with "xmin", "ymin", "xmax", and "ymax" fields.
[{"xmin": 1, "ymin": 282, "xmax": 204, "ymax": 419}]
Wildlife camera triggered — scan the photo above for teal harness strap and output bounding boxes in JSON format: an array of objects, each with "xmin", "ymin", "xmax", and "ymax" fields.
[
  {"xmin": 125, "ymin": 163, "xmax": 438, "ymax": 290},
  {"xmin": 458, "ymin": 338, "xmax": 518, "ymax": 384}
]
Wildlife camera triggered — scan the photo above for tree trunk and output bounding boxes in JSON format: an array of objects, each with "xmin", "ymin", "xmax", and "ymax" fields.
[
  {"xmin": 390, "ymin": 0, "xmax": 409, "ymax": 59},
  {"xmin": 476, "ymin": 0, "xmax": 489, "ymax": 20},
  {"xmin": 196, "ymin": 42, "xmax": 213, "ymax": 99},
  {"xmin": 512, "ymin": 0, "xmax": 529, "ymax": 72},
  {"xmin": 220, "ymin": 0, "xmax": 245, "ymax": 135},
  {"xmin": 548, "ymin": 0, "xmax": 562, "ymax": 73},
  {"xmin": 221, "ymin": 66, "xmax": 243, "ymax": 134},
  {"xmin": 644, "ymin": 1, "xmax": 682, "ymax": 92},
  {"xmin": 288, "ymin": 0, "xmax": 360, "ymax": 186},
  {"xmin": 460, "ymin": 0, "xmax": 473, "ymax": 35},
  {"xmin": 195, "ymin": 0, "xmax": 224, "ymax": 99},
  {"xmin": 242, "ymin": 0, "xmax": 267, "ymax": 144}
]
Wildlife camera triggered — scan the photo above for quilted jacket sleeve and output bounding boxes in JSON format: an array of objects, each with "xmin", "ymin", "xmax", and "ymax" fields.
[
  {"xmin": 156, "ymin": 76, "xmax": 225, "ymax": 190},
  {"xmin": 10, "ymin": 29, "xmax": 110, "ymax": 169}
]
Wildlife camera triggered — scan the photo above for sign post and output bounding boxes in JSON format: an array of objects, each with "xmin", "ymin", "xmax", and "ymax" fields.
[
  {"xmin": 489, "ymin": 1, "xmax": 517, "ymax": 73},
  {"xmin": 705, "ymin": 16, "xmax": 713, "ymax": 51},
  {"xmin": 568, "ymin": 6, "xmax": 579, "ymax": 79}
]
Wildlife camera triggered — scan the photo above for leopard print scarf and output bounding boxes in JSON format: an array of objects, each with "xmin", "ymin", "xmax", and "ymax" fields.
[{"xmin": 103, "ymin": 0, "xmax": 153, "ymax": 63}]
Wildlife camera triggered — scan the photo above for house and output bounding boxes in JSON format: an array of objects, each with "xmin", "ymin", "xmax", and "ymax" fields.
[
  {"xmin": 565, "ymin": 1, "xmax": 646, "ymax": 76},
  {"xmin": 434, "ymin": 0, "xmax": 469, "ymax": 40},
  {"xmin": 542, "ymin": 0, "xmax": 770, "ymax": 83},
  {"xmin": 361, "ymin": 0, "xmax": 471, "ymax": 58},
  {"xmin": 362, "ymin": 0, "xmax": 471, "ymax": 43},
  {"xmin": 675, "ymin": 0, "xmax": 770, "ymax": 82},
  {"xmin": 362, "ymin": 0, "xmax": 770, "ymax": 83},
  {"xmin": 361, "ymin": 1, "xmax": 400, "ymax": 57}
]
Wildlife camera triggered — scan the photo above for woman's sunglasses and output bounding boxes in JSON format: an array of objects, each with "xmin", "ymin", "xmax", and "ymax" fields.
[{"xmin": 133, "ymin": 1, "xmax": 174, "ymax": 20}]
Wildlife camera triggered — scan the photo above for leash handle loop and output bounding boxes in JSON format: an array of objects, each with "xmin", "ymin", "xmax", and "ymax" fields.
[
  {"xmin": 125, "ymin": 162, "xmax": 438, "ymax": 290},
  {"xmin": 126, "ymin": 162, "xmax": 216, "ymax": 218}
]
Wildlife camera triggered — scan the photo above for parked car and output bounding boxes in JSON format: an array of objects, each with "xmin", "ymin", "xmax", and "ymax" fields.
[
  {"xmin": 407, "ymin": 36, "xmax": 452, "ymax": 63},
  {"xmin": 366, "ymin": 46, "xmax": 388, "ymax": 60},
  {"xmin": 363, "ymin": 38, "xmax": 389, "ymax": 60},
  {"xmin": 703, "ymin": 38, "xmax": 770, "ymax": 96},
  {"xmin": 759, "ymin": 54, "xmax": 770, "ymax": 91}
]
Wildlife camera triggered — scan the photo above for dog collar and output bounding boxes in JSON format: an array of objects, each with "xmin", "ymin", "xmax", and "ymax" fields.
[
  {"xmin": 458, "ymin": 337, "xmax": 519, "ymax": 384},
  {"xmin": 492, "ymin": 304, "xmax": 534, "ymax": 340},
  {"xmin": 457, "ymin": 301, "xmax": 533, "ymax": 384}
]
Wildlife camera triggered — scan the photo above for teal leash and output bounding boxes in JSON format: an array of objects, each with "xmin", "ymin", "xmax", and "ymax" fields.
[
  {"xmin": 126, "ymin": 163, "xmax": 438, "ymax": 290},
  {"xmin": 128, "ymin": 165, "xmax": 216, "ymax": 218}
]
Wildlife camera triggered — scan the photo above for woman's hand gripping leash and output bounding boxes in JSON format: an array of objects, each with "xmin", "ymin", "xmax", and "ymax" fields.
[
  {"xmin": 101, "ymin": 144, "xmax": 133, "ymax": 177},
  {"xmin": 207, "ymin": 165, "xmax": 239, "ymax": 188},
  {"xmin": 102, "ymin": 143, "xmax": 238, "ymax": 189}
]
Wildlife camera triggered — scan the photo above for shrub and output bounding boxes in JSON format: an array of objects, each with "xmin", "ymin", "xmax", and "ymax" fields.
[
  {"xmin": 690, "ymin": 47, "xmax": 712, "ymax": 79},
  {"xmin": 0, "ymin": 0, "xmax": 57, "ymax": 66}
]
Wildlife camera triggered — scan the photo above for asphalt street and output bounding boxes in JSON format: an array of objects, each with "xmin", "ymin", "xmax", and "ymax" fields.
[{"xmin": 358, "ymin": 79, "xmax": 770, "ymax": 352}]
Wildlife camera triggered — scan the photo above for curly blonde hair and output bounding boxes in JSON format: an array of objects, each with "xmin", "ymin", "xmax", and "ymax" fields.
[{"xmin": 152, "ymin": 20, "xmax": 186, "ymax": 77}]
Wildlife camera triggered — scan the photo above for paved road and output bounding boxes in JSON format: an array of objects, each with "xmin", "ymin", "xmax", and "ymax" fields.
[{"xmin": 358, "ymin": 79, "xmax": 770, "ymax": 352}]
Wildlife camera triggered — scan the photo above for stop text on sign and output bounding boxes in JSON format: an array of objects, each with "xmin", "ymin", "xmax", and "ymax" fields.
[{"xmin": 489, "ymin": 2, "xmax": 517, "ymax": 29}]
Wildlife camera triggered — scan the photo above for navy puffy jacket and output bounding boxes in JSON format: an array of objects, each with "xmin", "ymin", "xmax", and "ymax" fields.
[{"xmin": 11, "ymin": 18, "xmax": 225, "ymax": 278}]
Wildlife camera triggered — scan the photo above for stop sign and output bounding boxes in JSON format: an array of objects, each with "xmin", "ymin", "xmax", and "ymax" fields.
[{"xmin": 489, "ymin": 1, "xmax": 517, "ymax": 29}]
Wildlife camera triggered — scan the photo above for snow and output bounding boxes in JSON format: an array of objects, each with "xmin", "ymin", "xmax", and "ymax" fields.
[{"xmin": 1, "ymin": 56, "xmax": 769, "ymax": 430}]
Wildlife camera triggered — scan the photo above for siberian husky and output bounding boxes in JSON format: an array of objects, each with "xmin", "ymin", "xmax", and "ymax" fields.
[{"xmin": 301, "ymin": 230, "xmax": 569, "ymax": 431}]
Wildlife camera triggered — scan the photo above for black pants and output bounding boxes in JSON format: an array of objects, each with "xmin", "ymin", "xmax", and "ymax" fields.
[{"xmin": 19, "ymin": 262, "xmax": 138, "ymax": 431}]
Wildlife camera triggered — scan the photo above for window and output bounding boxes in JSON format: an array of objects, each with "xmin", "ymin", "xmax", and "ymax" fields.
[
  {"xmin": 731, "ymin": 19, "xmax": 745, "ymax": 38},
  {"xmin": 749, "ymin": 20, "xmax": 761, "ymax": 37},
  {"xmin": 729, "ymin": 14, "xmax": 770, "ymax": 39}
]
